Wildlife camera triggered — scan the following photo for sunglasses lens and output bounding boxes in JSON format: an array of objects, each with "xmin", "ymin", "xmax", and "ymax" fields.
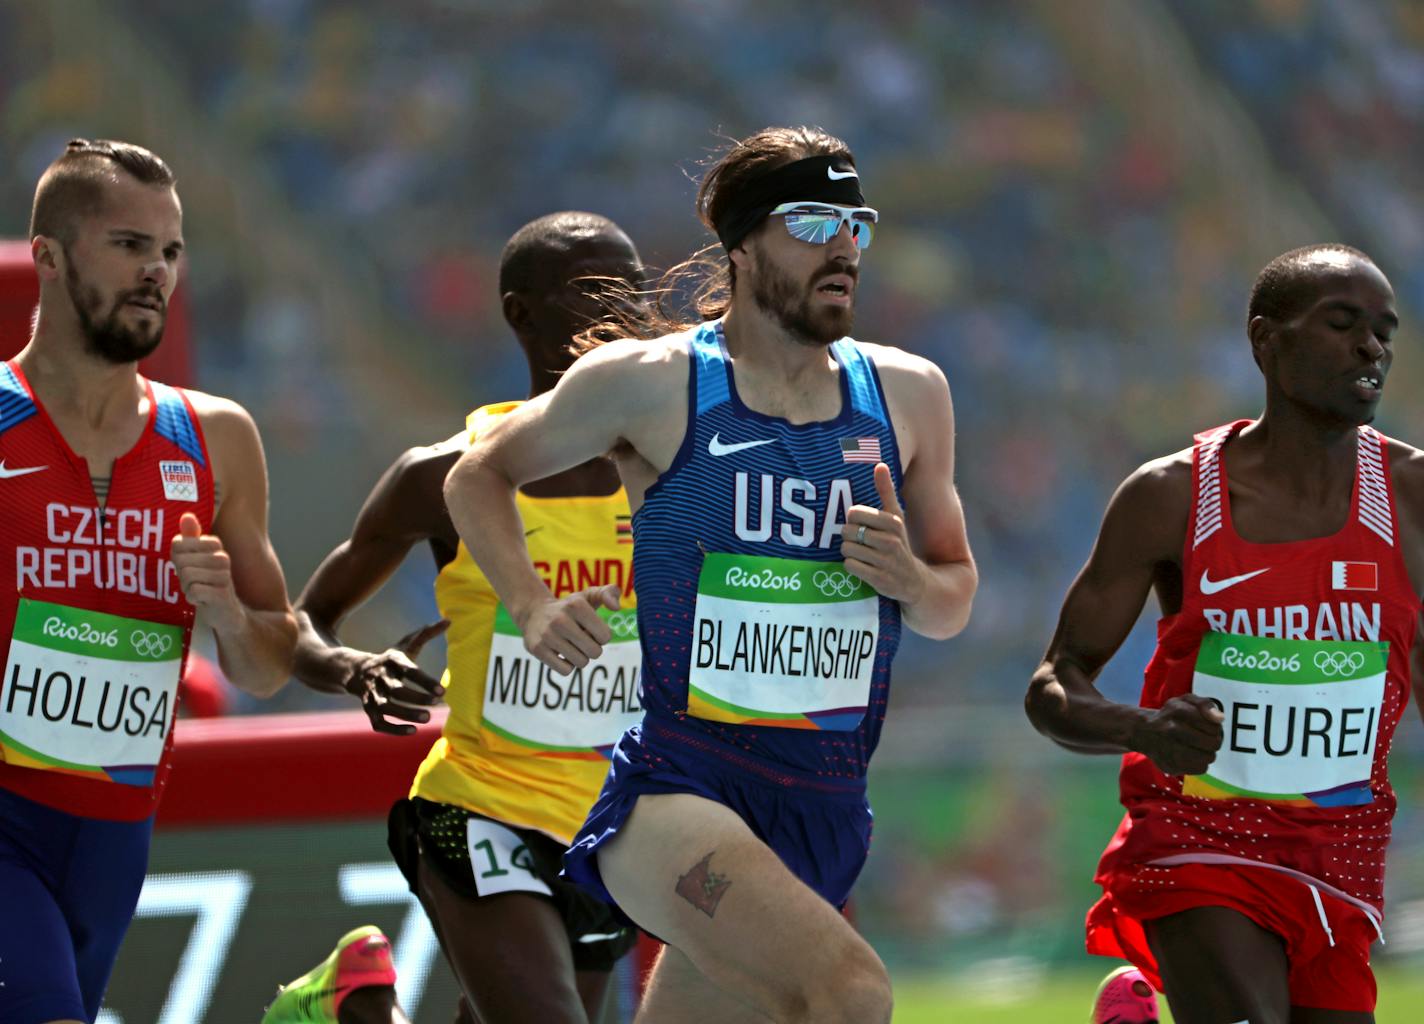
[
  {"xmin": 849, "ymin": 214, "xmax": 875, "ymax": 250},
  {"xmin": 783, "ymin": 211, "xmax": 839, "ymax": 245}
]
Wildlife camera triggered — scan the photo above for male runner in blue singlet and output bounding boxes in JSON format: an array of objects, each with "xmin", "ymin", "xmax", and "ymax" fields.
[{"xmin": 444, "ymin": 126, "xmax": 977, "ymax": 1023}]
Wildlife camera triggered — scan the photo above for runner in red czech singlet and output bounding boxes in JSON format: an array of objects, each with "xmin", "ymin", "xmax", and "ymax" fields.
[
  {"xmin": 1027, "ymin": 245, "xmax": 1424, "ymax": 1024},
  {"xmin": 0, "ymin": 139, "xmax": 296, "ymax": 1024}
]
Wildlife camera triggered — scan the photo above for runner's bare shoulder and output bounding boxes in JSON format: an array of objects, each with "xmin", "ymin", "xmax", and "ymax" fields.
[
  {"xmin": 1382, "ymin": 437, "xmax": 1424, "ymax": 548},
  {"xmin": 1105, "ymin": 448, "xmax": 1194, "ymax": 563},
  {"xmin": 174, "ymin": 390, "xmax": 262, "ymax": 474},
  {"xmin": 845, "ymin": 340, "xmax": 943, "ymax": 390},
  {"xmin": 565, "ymin": 332, "xmax": 690, "ymax": 421},
  {"xmin": 1383, "ymin": 436, "xmax": 1424, "ymax": 501},
  {"xmin": 384, "ymin": 431, "xmax": 467, "ymax": 505}
]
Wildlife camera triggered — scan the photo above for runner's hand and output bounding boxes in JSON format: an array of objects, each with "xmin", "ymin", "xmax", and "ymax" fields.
[
  {"xmin": 346, "ymin": 619, "xmax": 450, "ymax": 736},
  {"xmin": 841, "ymin": 463, "xmax": 926, "ymax": 604},
  {"xmin": 1133, "ymin": 694, "xmax": 1225, "ymax": 775},
  {"xmin": 172, "ymin": 512, "xmax": 245, "ymax": 632},
  {"xmin": 520, "ymin": 585, "xmax": 621, "ymax": 676}
]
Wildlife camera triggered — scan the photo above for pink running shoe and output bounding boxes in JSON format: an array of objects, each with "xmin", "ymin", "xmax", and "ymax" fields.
[{"xmin": 1091, "ymin": 964, "xmax": 1160, "ymax": 1024}]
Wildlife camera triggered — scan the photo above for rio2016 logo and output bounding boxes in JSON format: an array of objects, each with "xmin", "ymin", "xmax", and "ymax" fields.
[
  {"xmin": 1219, "ymin": 646, "xmax": 1301, "ymax": 674},
  {"xmin": 724, "ymin": 565, "xmax": 802, "ymax": 592},
  {"xmin": 43, "ymin": 616, "xmax": 119, "ymax": 649}
]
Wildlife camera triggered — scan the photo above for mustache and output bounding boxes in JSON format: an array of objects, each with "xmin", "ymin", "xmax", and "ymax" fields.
[
  {"xmin": 811, "ymin": 263, "xmax": 858, "ymax": 286},
  {"xmin": 117, "ymin": 287, "xmax": 166, "ymax": 311}
]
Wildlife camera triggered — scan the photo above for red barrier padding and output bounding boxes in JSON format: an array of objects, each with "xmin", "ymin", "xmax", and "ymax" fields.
[
  {"xmin": 0, "ymin": 238, "xmax": 193, "ymax": 384},
  {"xmin": 157, "ymin": 709, "xmax": 447, "ymax": 827}
]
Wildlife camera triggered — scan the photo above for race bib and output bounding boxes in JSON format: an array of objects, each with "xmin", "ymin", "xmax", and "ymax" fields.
[
  {"xmin": 466, "ymin": 818, "xmax": 553, "ymax": 898},
  {"xmin": 688, "ymin": 552, "xmax": 878, "ymax": 731},
  {"xmin": 1186, "ymin": 631, "xmax": 1387, "ymax": 806},
  {"xmin": 0, "ymin": 598, "xmax": 182, "ymax": 787},
  {"xmin": 482, "ymin": 604, "xmax": 642, "ymax": 753}
]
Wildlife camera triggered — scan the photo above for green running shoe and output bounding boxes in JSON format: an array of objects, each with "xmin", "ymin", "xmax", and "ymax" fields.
[{"xmin": 262, "ymin": 925, "xmax": 397, "ymax": 1024}]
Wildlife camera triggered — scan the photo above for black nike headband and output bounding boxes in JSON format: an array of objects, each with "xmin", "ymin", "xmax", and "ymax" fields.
[{"xmin": 713, "ymin": 154, "xmax": 867, "ymax": 253}]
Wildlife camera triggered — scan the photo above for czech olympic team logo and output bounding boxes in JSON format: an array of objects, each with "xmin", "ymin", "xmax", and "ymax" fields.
[
  {"xmin": 812, "ymin": 569, "xmax": 860, "ymax": 599},
  {"xmin": 131, "ymin": 630, "xmax": 175, "ymax": 658},
  {"xmin": 1314, "ymin": 650, "xmax": 1366, "ymax": 677}
]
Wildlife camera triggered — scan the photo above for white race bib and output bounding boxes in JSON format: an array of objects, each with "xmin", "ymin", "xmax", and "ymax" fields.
[
  {"xmin": 466, "ymin": 817, "xmax": 553, "ymax": 898},
  {"xmin": 1186, "ymin": 631, "xmax": 1387, "ymax": 806},
  {"xmin": 688, "ymin": 552, "xmax": 878, "ymax": 731},
  {"xmin": 482, "ymin": 604, "xmax": 642, "ymax": 752},
  {"xmin": 0, "ymin": 598, "xmax": 182, "ymax": 786}
]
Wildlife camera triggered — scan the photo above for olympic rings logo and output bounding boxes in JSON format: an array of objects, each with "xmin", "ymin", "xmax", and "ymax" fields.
[
  {"xmin": 130, "ymin": 631, "xmax": 174, "ymax": 658},
  {"xmin": 1314, "ymin": 651, "xmax": 1366, "ymax": 677},
  {"xmin": 812, "ymin": 570, "xmax": 860, "ymax": 599},
  {"xmin": 606, "ymin": 611, "xmax": 639, "ymax": 639}
]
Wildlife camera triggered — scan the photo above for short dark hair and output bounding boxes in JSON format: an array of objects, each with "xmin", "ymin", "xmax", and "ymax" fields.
[
  {"xmin": 1247, "ymin": 243, "xmax": 1376, "ymax": 328},
  {"xmin": 498, "ymin": 211, "xmax": 626, "ymax": 295},
  {"xmin": 29, "ymin": 138, "xmax": 176, "ymax": 244}
]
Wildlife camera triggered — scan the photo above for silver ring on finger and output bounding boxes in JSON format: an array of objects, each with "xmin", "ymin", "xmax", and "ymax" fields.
[{"xmin": 855, "ymin": 524, "xmax": 867, "ymax": 545}]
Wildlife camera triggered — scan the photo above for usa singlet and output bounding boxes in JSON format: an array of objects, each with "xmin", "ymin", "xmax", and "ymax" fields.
[
  {"xmin": 632, "ymin": 319, "xmax": 903, "ymax": 778},
  {"xmin": 0, "ymin": 361, "xmax": 213, "ymax": 821},
  {"xmin": 410, "ymin": 402, "xmax": 642, "ymax": 844},
  {"xmin": 1097, "ymin": 420, "xmax": 1418, "ymax": 926}
]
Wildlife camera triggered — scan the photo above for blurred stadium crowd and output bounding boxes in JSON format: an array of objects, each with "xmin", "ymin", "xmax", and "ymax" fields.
[{"xmin": 3, "ymin": 0, "xmax": 1424, "ymax": 972}]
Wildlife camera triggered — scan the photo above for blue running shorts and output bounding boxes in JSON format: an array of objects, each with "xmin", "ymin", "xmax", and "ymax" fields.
[
  {"xmin": 564, "ymin": 719, "xmax": 872, "ymax": 923},
  {"xmin": 0, "ymin": 787, "xmax": 153, "ymax": 1024}
]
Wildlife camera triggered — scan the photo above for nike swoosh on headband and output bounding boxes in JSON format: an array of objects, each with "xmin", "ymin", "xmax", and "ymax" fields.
[
  {"xmin": 1199, "ymin": 567, "xmax": 1270, "ymax": 594},
  {"xmin": 826, "ymin": 166, "xmax": 858, "ymax": 180}
]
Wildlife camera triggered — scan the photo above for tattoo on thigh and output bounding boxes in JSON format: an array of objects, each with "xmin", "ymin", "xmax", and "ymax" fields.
[{"xmin": 675, "ymin": 851, "xmax": 732, "ymax": 918}]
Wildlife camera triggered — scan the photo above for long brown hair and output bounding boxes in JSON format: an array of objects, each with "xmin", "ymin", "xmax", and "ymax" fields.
[{"xmin": 570, "ymin": 125, "xmax": 854, "ymax": 355}]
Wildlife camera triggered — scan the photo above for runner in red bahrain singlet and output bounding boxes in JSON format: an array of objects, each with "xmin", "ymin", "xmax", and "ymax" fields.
[
  {"xmin": 1027, "ymin": 245, "xmax": 1424, "ymax": 1021},
  {"xmin": 1089, "ymin": 420, "xmax": 1416, "ymax": 973}
]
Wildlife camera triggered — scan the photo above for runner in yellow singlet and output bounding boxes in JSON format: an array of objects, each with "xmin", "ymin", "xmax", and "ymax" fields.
[{"xmin": 263, "ymin": 212, "xmax": 645, "ymax": 1024}]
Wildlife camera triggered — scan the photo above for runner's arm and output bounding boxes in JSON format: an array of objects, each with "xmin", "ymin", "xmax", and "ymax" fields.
[
  {"xmin": 1025, "ymin": 459, "xmax": 1224, "ymax": 772},
  {"xmin": 1412, "ymin": 612, "xmax": 1424, "ymax": 728},
  {"xmin": 1383, "ymin": 443, "xmax": 1424, "ymax": 725},
  {"xmin": 183, "ymin": 397, "xmax": 297, "ymax": 697},
  {"xmin": 852, "ymin": 359, "xmax": 975, "ymax": 639},
  {"xmin": 443, "ymin": 341, "xmax": 668, "ymax": 671},
  {"xmin": 294, "ymin": 445, "xmax": 454, "ymax": 732}
]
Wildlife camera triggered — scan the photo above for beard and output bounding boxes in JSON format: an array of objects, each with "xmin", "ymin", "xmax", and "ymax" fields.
[
  {"xmin": 65, "ymin": 260, "xmax": 166, "ymax": 365},
  {"xmin": 750, "ymin": 258, "xmax": 854, "ymax": 347}
]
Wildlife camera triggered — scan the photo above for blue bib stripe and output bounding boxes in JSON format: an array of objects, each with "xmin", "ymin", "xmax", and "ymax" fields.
[{"xmin": 632, "ymin": 321, "xmax": 903, "ymax": 780}]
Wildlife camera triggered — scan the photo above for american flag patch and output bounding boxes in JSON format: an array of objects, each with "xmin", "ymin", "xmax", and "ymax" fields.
[
  {"xmin": 615, "ymin": 514, "xmax": 632, "ymax": 545},
  {"xmin": 840, "ymin": 437, "xmax": 881, "ymax": 464},
  {"xmin": 1331, "ymin": 561, "xmax": 1378, "ymax": 591}
]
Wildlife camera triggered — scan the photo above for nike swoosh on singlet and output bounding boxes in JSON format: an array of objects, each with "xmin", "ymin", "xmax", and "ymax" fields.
[
  {"xmin": 708, "ymin": 433, "xmax": 776, "ymax": 457},
  {"xmin": 826, "ymin": 166, "xmax": 858, "ymax": 180},
  {"xmin": 578, "ymin": 930, "xmax": 628, "ymax": 944},
  {"xmin": 1199, "ymin": 567, "xmax": 1270, "ymax": 594},
  {"xmin": 0, "ymin": 461, "xmax": 46, "ymax": 479}
]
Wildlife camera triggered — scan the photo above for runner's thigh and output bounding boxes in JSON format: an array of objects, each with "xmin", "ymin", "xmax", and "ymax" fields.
[
  {"xmin": 1147, "ymin": 906, "xmax": 1291, "ymax": 1024},
  {"xmin": 597, "ymin": 792, "xmax": 890, "ymax": 1024},
  {"xmin": 636, "ymin": 943, "xmax": 776, "ymax": 1024},
  {"xmin": 417, "ymin": 852, "xmax": 586, "ymax": 1024},
  {"xmin": 0, "ymin": 857, "xmax": 87, "ymax": 1024}
]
